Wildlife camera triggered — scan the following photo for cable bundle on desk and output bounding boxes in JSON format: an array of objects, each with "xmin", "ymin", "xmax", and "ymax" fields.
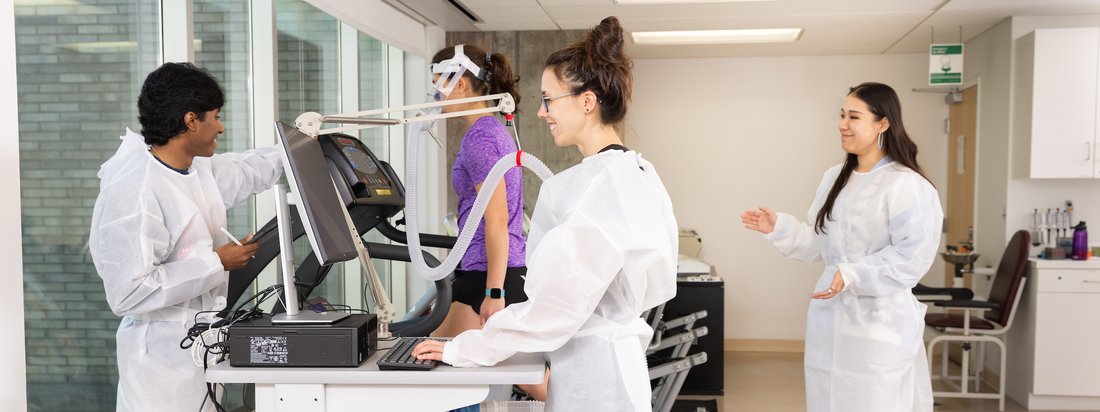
[{"xmin": 181, "ymin": 284, "xmax": 284, "ymax": 412}]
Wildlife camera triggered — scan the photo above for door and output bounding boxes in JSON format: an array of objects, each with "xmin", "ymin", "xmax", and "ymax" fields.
[{"xmin": 945, "ymin": 86, "xmax": 978, "ymax": 287}]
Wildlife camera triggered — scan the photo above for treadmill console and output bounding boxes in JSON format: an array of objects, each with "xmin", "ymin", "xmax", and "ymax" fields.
[{"xmin": 319, "ymin": 134, "xmax": 404, "ymax": 208}]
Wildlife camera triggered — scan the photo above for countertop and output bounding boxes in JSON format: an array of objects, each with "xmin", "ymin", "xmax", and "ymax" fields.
[{"xmin": 1030, "ymin": 257, "xmax": 1100, "ymax": 269}]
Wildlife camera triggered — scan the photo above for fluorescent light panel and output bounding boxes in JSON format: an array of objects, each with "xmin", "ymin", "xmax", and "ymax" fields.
[{"xmin": 632, "ymin": 28, "xmax": 803, "ymax": 45}]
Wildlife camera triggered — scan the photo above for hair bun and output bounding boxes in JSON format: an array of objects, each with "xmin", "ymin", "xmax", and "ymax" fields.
[
  {"xmin": 587, "ymin": 16, "xmax": 625, "ymax": 64},
  {"xmin": 544, "ymin": 15, "xmax": 633, "ymax": 125}
]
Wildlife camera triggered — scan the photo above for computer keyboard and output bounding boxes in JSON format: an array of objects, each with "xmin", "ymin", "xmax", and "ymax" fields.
[{"xmin": 376, "ymin": 336, "xmax": 441, "ymax": 371}]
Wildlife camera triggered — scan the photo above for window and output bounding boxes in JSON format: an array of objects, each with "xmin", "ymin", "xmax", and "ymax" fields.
[
  {"xmin": 276, "ymin": 0, "xmax": 347, "ymax": 305},
  {"xmin": 193, "ymin": 1, "xmax": 253, "ymax": 408},
  {"xmin": 16, "ymin": 2, "xmax": 423, "ymax": 408},
  {"xmin": 16, "ymin": 0, "xmax": 160, "ymax": 410},
  {"xmin": 359, "ymin": 33, "xmax": 387, "ymax": 155},
  {"xmin": 194, "ymin": 0, "xmax": 254, "ymax": 252}
]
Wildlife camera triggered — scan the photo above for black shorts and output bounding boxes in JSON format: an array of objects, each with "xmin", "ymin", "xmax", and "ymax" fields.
[{"xmin": 452, "ymin": 267, "xmax": 528, "ymax": 314}]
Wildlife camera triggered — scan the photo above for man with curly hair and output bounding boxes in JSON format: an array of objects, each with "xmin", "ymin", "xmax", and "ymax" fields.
[{"xmin": 89, "ymin": 62, "xmax": 284, "ymax": 412}]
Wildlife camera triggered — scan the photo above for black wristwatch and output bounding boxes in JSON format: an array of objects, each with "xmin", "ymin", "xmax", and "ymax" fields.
[{"xmin": 485, "ymin": 287, "xmax": 505, "ymax": 299}]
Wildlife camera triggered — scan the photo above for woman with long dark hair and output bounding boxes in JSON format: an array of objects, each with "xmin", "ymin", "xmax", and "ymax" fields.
[{"xmin": 741, "ymin": 82, "xmax": 941, "ymax": 411}]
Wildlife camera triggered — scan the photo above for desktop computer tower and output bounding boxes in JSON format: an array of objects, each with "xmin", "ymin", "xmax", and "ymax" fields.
[{"xmin": 228, "ymin": 314, "xmax": 377, "ymax": 367}]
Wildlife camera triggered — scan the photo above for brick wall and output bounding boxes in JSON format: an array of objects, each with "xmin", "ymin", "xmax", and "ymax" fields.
[
  {"xmin": 195, "ymin": 0, "xmax": 254, "ymax": 240},
  {"xmin": 18, "ymin": 1, "xmax": 394, "ymax": 409},
  {"xmin": 17, "ymin": 0, "xmax": 254, "ymax": 410},
  {"xmin": 17, "ymin": 1, "xmax": 158, "ymax": 410}
]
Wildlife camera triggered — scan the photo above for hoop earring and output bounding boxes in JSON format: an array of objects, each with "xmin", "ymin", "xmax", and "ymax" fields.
[{"xmin": 877, "ymin": 131, "xmax": 884, "ymax": 149}]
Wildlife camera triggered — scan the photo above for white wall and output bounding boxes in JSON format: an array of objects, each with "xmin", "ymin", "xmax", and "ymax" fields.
[
  {"xmin": 630, "ymin": 53, "xmax": 948, "ymax": 340},
  {"xmin": 1, "ymin": 0, "xmax": 28, "ymax": 409}
]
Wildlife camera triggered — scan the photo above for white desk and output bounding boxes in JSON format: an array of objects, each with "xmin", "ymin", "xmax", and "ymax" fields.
[{"xmin": 207, "ymin": 339, "xmax": 546, "ymax": 411}]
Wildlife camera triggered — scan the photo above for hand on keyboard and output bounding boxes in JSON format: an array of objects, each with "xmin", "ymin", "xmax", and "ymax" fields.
[{"xmin": 377, "ymin": 337, "xmax": 443, "ymax": 371}]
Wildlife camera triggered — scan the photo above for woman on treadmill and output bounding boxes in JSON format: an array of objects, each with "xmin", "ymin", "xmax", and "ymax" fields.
[{"xmin": 427, "ymin": 45, "xmax": 547, "ymax": 400}]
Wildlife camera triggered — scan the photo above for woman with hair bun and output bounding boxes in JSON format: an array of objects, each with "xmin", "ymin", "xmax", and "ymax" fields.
[{"xmin": 415, "ymin": 17, "xmax": 678, "ymax": 411}]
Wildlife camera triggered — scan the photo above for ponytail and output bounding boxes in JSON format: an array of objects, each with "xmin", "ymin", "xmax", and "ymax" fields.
[{"xmin": 430, "ymin": 45, "xmax": 521, "ymax": 111}]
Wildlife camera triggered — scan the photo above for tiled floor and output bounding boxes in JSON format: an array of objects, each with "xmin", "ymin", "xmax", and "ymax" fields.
[{"xmin": 676, "ymin": 351, "xmax": 1082, "ymax": 412}]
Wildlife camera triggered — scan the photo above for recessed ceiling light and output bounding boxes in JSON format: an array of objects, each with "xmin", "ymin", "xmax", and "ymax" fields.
[{"xmin": 631, "ymin": 28, "xmax": 804, "ymax": 45}]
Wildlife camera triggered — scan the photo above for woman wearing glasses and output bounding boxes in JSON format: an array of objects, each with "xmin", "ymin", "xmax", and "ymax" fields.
[{"xmin": 415, "ymin": 16, "xmax": 679, "ymax": 411}]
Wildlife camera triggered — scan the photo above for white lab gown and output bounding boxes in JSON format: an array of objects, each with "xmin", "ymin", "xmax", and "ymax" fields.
[
  {"xmin": 89, "ymin": 129, "xmax": 283, "ymax": 412},
  {"xmin": 764, "ymin": 161, "xmax": 941, "ymax": 412},
  {"xmin": 442, "ymin": 149, "xmax": 678, "ymax": 412}
]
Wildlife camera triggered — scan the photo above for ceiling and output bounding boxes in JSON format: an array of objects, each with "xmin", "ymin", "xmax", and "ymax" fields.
[{"xmin": 384, "ymin": 0, "xmax": 1100, "ymax": 58}]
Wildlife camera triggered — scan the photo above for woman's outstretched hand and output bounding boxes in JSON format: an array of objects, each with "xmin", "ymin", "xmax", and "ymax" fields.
[{"xmin": 741, "ymin": 207, "xmax": 777, "ymax": 234}]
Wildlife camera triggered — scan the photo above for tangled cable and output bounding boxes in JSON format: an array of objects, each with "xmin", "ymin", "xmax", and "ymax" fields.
[{"xmin": 180, "ymin": 284, "xmax": 284, "ymax": 412}]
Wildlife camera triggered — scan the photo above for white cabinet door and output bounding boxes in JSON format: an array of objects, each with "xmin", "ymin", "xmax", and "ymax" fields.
[
  {"xmin": 1020, "ymin": 28, "xmax": 1100, "ymax": 178},
  {"xmin": 1033, "ymin": 290, "xmax": 1100, "ymax": 396}
]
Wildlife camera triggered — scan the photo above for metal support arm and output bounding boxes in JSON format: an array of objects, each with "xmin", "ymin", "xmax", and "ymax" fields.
[{"xmin": 294, "ymin": 93, "xmax": 516, "ymax": 137}]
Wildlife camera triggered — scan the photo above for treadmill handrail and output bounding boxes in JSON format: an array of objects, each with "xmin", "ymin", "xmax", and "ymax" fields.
[{"xmin": 376, "ymin": 218, "xmax": 457, "ymax": 249}]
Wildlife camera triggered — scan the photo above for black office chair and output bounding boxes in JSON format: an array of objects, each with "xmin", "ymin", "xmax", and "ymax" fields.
[{"xmin": 923, "ymin": 230, "xmax": 1030, "ymax": 411}]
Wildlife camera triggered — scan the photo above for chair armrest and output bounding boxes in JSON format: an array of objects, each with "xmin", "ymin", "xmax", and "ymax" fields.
[
  {"xmin": 912, "ymin": 284, "xmax": 975, "ymax": 300},
  {"xmin": 933, "ymin": 300, "xmax": 1001, "ymax": 310},
  {"xmin": 915, "ymin": 295, "xmax": 951, "ymax": 302}
]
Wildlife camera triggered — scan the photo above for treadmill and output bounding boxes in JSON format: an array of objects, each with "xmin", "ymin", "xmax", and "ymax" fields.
[{"xmin": 219, "ymin": 132, "xmax": 455, "ymax": 337}]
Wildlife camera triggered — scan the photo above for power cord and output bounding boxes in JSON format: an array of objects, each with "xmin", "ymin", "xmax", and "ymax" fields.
[{"xmin": 182, "ymin": 284, "xmax": 284, "ymax": 412}]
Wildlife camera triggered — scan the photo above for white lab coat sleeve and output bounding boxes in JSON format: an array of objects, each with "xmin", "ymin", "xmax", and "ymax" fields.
[
  {"xmin": 763, "ymin": 212, "xmax": 822, "ymax": 262},
  {"xmin": 761, "ymin": 164, "xmax": 840, "ymax": 262},
  {"xmin": 442, "ymin": 210, "xmax": 626, "ymax": 368},
  {"xmin": 210, "ymin": 145, "xmax": 284, "ymax": 208},
  {"xmin": 92, "ymin": 190, "xmax": 226, "ymax": 317},
  {"xmin": 836, "ymin": 175, "xmax": 943, "ymax": 297}
]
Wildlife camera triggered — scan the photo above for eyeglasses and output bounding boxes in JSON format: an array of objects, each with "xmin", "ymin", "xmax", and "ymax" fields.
[{"xmin": 541, "ymin": 92, "xmax": 577, "ymax": 113}]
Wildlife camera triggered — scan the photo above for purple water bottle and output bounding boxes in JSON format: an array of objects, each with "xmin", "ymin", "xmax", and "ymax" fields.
[{"xmin": 1072, "ymin": 221, "xmax": 1088, "ymax": 260}]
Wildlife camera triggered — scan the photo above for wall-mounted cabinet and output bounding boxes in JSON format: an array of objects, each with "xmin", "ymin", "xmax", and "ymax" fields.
[{"xmin": 1014, "ymin": 28, "xmax": 1100, "ymax": 179}]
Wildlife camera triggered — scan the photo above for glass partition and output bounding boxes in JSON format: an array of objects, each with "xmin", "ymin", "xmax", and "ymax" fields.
[{"xmin": 275, "ymin": 0, "xmax": 347, "ymax": 306}]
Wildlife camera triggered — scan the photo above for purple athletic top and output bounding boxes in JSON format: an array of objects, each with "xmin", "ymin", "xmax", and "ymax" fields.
[{"xmin": 452, "ymin": 116, "xmax": 526, "ymax": 271}]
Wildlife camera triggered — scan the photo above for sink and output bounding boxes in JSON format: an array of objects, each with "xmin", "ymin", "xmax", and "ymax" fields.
[{"xmin": 941, "ymin": 253, "xmax": 980, "ymax": 265}]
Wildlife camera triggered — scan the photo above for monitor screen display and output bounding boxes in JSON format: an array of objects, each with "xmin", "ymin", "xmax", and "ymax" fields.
[{"xmin": 275, "ymin": 121, "xmax": 357, "ymax": 265}]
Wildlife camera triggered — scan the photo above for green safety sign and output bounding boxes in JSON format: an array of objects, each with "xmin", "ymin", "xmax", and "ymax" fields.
[{"xmin": 929, "ymin": 43, "xmax": 963, "ymax": 85}]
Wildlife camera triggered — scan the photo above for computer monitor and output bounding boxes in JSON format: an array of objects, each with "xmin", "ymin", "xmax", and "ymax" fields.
[
  {"xmin": 275, "ymin": 121, "xmax": 357, "ymax": 265},
  {"xmin": 272, "ymin": 121, "xmax": 356, "ymax": 324}
]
